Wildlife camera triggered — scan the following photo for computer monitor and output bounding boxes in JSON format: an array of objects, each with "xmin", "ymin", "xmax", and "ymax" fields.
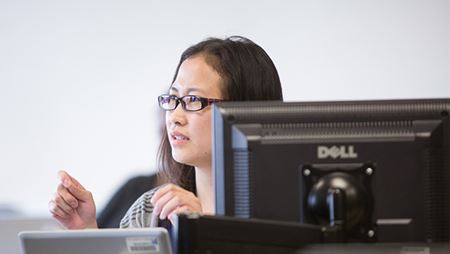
[{"xmin": 213, "ymin": 98, "xmax": 449, "ymax": 242}]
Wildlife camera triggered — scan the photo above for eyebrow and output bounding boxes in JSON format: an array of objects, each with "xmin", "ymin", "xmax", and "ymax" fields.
[{"xmin": 169, "ymin": 86, "xmax": 204, "ymax": 94}]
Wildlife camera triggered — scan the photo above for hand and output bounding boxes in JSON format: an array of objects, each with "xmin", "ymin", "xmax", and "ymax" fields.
[
  {"xmin": 150, "ymin": 184, "xmax": 202, "ymax": 223},
  {"xmin": 48, "ymin": 170, "xmax": 98, "ymax": 229}
]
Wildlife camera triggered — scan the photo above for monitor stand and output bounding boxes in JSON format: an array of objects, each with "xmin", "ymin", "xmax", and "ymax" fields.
[{"xmin": 172, "ymin": 214, "xmax": 325, "ymax": 254}]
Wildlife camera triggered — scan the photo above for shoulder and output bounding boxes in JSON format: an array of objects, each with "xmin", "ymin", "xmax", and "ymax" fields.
[
  {"xmin": 124, "ymin": 174, "xmax": 158, "ymax": 188},
  {"xmin": 119, "ymin": 186, "xmax": 160, "ymax": 228}
]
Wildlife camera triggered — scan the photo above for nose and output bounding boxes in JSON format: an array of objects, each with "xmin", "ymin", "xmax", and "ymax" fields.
[{"xmin": 167, "ymin": 101, "xmax": 187, "ymax": 127}]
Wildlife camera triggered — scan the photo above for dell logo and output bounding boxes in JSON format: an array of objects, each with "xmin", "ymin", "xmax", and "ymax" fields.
[{"xmin": 317, "ymin": 145, "xmax": 358, "ymax": 159}]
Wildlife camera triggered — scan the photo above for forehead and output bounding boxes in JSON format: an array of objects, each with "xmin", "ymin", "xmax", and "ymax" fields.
[{"xmin": 170, "ymin": 55, "xmax": 223, "ymax": 98}]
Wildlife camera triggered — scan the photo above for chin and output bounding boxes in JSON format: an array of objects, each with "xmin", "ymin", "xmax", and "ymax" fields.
[{"xmin": 172, "ymin": 152, "xmax": 195, "ymax": 166}]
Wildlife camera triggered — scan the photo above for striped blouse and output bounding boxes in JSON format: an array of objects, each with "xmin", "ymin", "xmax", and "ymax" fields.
[{"xmin": 119, "ymin": 187, "xmax": 160, "ymax": 228}]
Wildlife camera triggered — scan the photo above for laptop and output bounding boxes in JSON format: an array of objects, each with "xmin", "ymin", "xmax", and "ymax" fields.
[
  {"xmin": 0, "ymin": 217, "xmax": 62, "ymax": 254},
  {"xmin": 18, "ymin": 227, "xmax": 173, "ymax": 254}
]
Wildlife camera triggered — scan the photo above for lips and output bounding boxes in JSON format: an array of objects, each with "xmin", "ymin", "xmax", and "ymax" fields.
[
  {"xmin": 170, "ymin": 131, "xmax": 190, "ymax": 144},
  {"xmin": 173, "ymin": 135, "xmax": 189, "ymax": 140}
]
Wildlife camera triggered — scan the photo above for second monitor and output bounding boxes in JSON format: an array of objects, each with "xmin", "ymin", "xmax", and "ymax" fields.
[{"xmin": 212, "ymin": 99, "xmax": 449, "ymax": 243}]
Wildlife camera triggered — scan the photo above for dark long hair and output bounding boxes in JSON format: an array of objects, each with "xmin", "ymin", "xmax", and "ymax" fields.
[{"xmin": 157, "ymin": 36, "xmax": 283, "ymax": 192}]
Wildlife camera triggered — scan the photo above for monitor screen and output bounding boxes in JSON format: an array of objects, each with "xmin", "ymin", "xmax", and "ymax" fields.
[{"xmin": 212, "ymin": 99, "xmax": 449, "ymax": 242}]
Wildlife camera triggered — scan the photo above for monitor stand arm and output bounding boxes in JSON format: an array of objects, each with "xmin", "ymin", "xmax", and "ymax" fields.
[{"xmin": 324, "ymin": 188, "xmax": 347, "ymax": 242}]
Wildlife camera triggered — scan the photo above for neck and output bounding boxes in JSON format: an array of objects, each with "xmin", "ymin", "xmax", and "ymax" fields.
[{"xmin": 195, "ymin": 166, "xmax": 215, "ymax": 215}]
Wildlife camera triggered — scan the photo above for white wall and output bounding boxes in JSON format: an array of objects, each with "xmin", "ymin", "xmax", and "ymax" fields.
[{"xmin": 1, "ymin": 0, "xmax": 449, "ymax": 216}]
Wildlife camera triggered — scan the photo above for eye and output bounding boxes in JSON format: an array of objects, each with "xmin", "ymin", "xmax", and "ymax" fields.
[
  {"xmin": 158, "ymin": 96, "xmax": 168, "ymax": 103},
  {"xmin": 184, "ymin": 95, "xmax": 200, "ymax": 103},
  {"xmin": 189, "ymin": 96, "xmax": 200, "ymax": 102},
  {"xmin": 159, "ymin": 95, "xmax": 169, "ymax": 103}
]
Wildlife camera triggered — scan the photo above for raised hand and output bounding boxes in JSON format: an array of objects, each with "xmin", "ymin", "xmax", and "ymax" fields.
[{"xmin": 48, "ymin": 170, "xmax": 98, "ymax": 229}]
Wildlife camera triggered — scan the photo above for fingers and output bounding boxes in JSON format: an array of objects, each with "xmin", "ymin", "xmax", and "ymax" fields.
[
  {"xmin": 66, "ymin": 184, "xmax": 93, "ymax": 202},
  {"xmin": 167, "ymin": 205, "xmax": 192, "ymax": 222},
  {"xmin": 48, "ymin": 199, "xmax": 71, "ymax": 218},
  {"xmin": 48, "ymin": 183, "xmax": 77, "ymax": 218},
  {"xmin": 57, "ymin": 170, "xmax": 92, "ymax": 202},
  {"xmin": 159, "ymin": 195, "xmax": 182, "ymax": 220},
  {"xmin": 57, "ymin": 184, "xmax": 79, "ymax": 208},
  {"xmin": 151, "ymin": 184, "xmax": 182, "ymax": 217},
  {"xmin": 150, "ymin": 183, "xmax": 176, "ymax": 204},
  {"xmin": 58, "ymin": 170, "xmax": 85, "ymax": 190},
  {"xmin": 151, "ymin": 184, "xmax": 201, "ymax": 220},
  {"xmin": 151, "ymin": 186, "xmax": 177, "ymax": 216}
]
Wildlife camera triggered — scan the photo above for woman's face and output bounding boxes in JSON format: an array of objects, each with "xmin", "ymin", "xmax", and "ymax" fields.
[{"xmin": 166, "ymin": 55, "xmax": 223, "ymax": 169}]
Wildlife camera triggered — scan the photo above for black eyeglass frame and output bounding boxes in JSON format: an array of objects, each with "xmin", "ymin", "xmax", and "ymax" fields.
[{"xmin": 158, "ymin": 94, "xmax": 223, "ymax": 112}]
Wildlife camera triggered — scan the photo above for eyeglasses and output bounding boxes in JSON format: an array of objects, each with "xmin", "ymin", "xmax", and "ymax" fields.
[{"xmin": 158, "ymin": 94, "xmax": 223, "ymax": 112}]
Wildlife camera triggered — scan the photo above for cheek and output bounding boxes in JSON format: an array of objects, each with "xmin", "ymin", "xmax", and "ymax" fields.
[
  {"xmin": 165, "ymin": 113, "xmax": 170, "ymax": 131},
  {"xmin": 193, "ymin": 113, "xmax": 212, "ymax": 145}
]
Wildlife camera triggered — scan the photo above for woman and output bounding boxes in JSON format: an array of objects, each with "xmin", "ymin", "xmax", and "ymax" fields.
[{"xmin": 49, "ymin": 36, "xmax": 283, "ymax": 229}]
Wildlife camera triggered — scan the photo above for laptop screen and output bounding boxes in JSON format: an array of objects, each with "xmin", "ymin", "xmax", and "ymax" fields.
[{"xmin": 19, "ymin": 228, "xmax": 173, "ymax": 254}]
